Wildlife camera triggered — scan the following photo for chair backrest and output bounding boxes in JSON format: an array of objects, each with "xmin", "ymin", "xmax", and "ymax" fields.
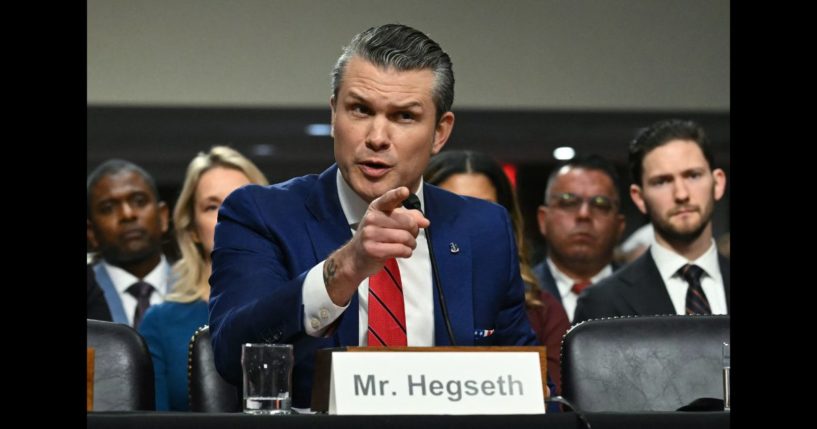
[
  {"xmin": 87, "ymin": 319, "xmax": 155, "ymax": 411},
  {"xmin": 188, "ymin": 325, "xmax": 240, "ymax": 412},
  {"xmin": 561, "ymin": 314, "xmax": 729, "ymax": 412}
]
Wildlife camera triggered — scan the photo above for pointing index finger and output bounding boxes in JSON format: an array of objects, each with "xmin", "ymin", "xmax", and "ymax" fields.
[{"xmin": 371, "ymin": 187, "xmax": 410, "ymax": 213}]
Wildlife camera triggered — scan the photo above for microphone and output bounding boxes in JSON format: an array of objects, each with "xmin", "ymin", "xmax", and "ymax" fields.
[{"xmin": 403, "ymin": 193, "xmax": 457, "ymax": 346}]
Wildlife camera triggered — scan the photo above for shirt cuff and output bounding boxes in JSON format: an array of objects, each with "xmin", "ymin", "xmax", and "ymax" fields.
[{"xmin": 302, "ymin": 260, "xmax": 350, "ymax": 337}]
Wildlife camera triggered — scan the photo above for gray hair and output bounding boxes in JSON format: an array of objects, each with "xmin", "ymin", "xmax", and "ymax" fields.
[{"xmin": 331, "ymin": 24, "xmax": 454, "ymax": 122}]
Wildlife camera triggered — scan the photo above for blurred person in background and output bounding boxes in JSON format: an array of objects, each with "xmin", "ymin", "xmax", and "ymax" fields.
[
  {"xmin": 533, "ymin": 155, "xmax": 626, "ymax": 322},
  {"xmin": 87, "ymin": 160, "xmax": 171, "ymax": 328},
  {"xmin": 425, "ymin": 150, "xmax": 570, "ymax": 391},
  {"xmin": 139, "ymin": 146, "xmax": 268, "ymax": 411},
  {"xmin": 613, "ymin": 223, "xmax": 654, "ymax": 266}
]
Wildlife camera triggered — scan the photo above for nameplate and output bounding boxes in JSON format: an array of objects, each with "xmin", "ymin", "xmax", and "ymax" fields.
[{"xmin": 328, "ymin": 351, "xmax": 545, "ymax": 414}]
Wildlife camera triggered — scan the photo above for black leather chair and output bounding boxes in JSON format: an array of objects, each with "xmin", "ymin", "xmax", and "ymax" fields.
[
  {"xmin": 188, "ymin": 325, "xmax": 240, "ymax": 412},
  {"xmin": 561, "ymin": 314, "xmax": 729, "ymax": 412},
  {"xmin": 87, "ymin": 319, "xmax": 155, "ymax": 411}
]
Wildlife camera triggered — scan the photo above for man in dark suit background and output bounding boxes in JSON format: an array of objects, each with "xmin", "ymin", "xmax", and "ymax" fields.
[
  {"xmin": 532, "ymin": 155, "xmax": 626, "ymax": 322},
  {"xmin": 87, "ymin": 160, "xmax": 173, "ymax": 328},
  {"xmin": 208, "ymin": 24, "xmax": 548, "ymax": 410},
  {"xmin": 574, "ymin": 119, "xmax": 729, "ymax": 323}
]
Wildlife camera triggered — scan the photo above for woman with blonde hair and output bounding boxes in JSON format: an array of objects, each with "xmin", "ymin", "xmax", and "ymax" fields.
[
  {"xmin": 139, "ymin": 146, "xmax": 268, "ymax": 411},
  {"xmin": 425, "ymin": 150, "xmax": 570, "ymax": 392}
]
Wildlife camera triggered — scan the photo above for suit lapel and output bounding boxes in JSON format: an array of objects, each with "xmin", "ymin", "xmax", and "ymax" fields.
[
  {"xmin": 304, "ymin": 165, "xmax": 352, "ymax": 262},
  {"xmin": 93, "ymin": 264, "xmax": 128, "ymax": 324},
  {"xmin": 424, "ymin": 186, "xmax": 473, "ymax": 346},
  {"xmin": 536, "ymin": 262, "xmax": 562, "ymax": 304},
  {"xmin": 619, "ymin": 252, "xmax": 676, "ymax": 316},
  {"xmin": 304, "ymin": 165, "xmax": 358, "ymax": 345}
]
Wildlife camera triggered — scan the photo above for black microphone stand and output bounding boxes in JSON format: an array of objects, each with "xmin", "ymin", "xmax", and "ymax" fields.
[{"xmin": 403, "ymin": 194, "xmax": 456, "ymax": 346}]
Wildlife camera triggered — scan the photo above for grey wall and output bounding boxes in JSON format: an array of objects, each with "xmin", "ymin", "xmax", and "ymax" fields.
[{"xmin": 88, "ymin": 0, "xmax": 729, "ymax": 111}]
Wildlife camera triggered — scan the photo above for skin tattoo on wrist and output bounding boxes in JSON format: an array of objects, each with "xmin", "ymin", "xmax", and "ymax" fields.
[{"xmin": 323, "ymin": 257, "xmax": 337, "ymax": 286}]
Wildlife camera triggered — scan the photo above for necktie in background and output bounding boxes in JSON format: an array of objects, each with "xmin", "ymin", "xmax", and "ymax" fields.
[
  {"xmin": 681, "ymin": 264, "xmax": 711, "ymax": 315},
  {"xmin": 571, "ymin": 281, "xmax": 591, "ymax": 295},
  {"xmin": 126, "ymin": 281, "xmax": 154, "ymax": 329},
  {"xmin": 367, "ymin": 258, "xmax": 407, "ymax": 346}
]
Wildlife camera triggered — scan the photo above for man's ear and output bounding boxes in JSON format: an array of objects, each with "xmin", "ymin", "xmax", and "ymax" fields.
[
  {"xmin": 431, "ymin": 112, "xmax": 455, "ymax": 155},
  {"xmin": 615, "ymin": 213, "xmax": 626, "ymax": 242},
  {"xmin": 87, "ymin": 219, "xmax": 98, "ymax": 250},
  {"xmin": 712, "ymin": 168, "xmax": 726, "ymax": 201},
  {"xmin": 536, "ymin": 205, "xmax": 548, "ymax": 237},
  {"xmin": 630, "ymin": 184, "xmax": 647, "ymax": 215},
  {"xmin": 329, "ymin": 96, "xmax": 337, "ymax": 138},
  {"xmin": 158, "ymin": 201, "xmax": 170, "ymax": 234}
]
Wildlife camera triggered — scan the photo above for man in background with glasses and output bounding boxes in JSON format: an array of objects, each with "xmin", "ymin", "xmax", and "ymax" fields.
[
  {"xmin": 533, "ymin": 155, "xmax": 626, "ymax": 322},
  {"xmin": 573, "ymin": 119, "xmax": 729, "ymax": 323}
]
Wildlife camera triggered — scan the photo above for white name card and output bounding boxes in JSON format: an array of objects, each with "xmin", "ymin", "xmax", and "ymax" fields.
[{"xmin": 328, "ymin": 351, "xmax": 545, "ymax": 415}]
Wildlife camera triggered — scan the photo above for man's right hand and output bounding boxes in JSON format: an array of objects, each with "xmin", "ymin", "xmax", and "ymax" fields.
[{"xmin": 323, "ymin": 186, "xmax": 429, "ymax": 306}]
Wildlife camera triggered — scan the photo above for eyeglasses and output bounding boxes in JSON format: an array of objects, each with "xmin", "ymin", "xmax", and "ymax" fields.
[{"xmin": 549, "ymin": 192, "xmax": 617, "ymax": 215}]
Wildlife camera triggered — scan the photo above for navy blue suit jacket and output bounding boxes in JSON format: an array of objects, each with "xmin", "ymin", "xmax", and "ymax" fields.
[{"xmin": 208, "ymin": 165, "xmax": 539, "ymax": 408}]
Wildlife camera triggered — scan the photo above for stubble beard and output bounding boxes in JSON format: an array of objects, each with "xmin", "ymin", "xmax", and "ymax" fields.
[{"xmin": 649, "ymin": 201, "xmax": 714, "ymax": 245}]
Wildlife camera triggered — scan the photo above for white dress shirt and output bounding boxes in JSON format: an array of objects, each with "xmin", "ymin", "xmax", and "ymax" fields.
[
  {"xmin": 101, "ymin": 255, "xmax": 170, "ymax": 326},
  {"xmin": 302, "ymin": 171, "xmax": 435, "ymax": 345},
  {"xmin": 650, "ymin": 239, "xmax": 728, "ymax": 315},
  {"xmin": 546, "ymin": 258, "xmax": 613, "ymax": 322}
]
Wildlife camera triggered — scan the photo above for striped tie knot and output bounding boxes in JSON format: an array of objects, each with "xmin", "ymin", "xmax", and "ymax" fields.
[
  {"xmin": 681, "ymin": 264, "xmax": 704, "ymax": 284},
  {"xmin": 680, "ymin": 264, "xmax": 711, "ymax": 315}
]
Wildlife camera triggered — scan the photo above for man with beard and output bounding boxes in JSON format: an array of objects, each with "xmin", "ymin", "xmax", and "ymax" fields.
[
  {"xmin": 533, "ymin": 155, "xmax": 626, "ymax": 322},
  {"xmin": 573, "ymin": 119, "xmax": 729, "ymax": 323},
  {"xmin": 87, "ymin": 159, "xmax": 172, "ymax": 328}
]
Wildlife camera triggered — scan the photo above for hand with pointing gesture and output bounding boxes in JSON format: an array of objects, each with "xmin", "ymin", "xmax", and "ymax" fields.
[{"xmin": 323, "ymin": 186, "xmax": 428, "ymax": 306}]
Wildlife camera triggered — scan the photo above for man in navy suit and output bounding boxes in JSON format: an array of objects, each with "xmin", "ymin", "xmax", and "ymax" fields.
[
  {"xmin": 574, "ymin": 119, "xmax": 729, "ymax": 323},
  {"xmin": 532, "ymin": 155, "xmax": 626, "ymax": 322},
  {"xmin": 208, "ymin": 24, "xmax": 544, "ymax": 409}
]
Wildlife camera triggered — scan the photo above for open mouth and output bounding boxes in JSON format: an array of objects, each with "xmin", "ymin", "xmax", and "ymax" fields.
[{"xmin": 359, "ymin": 160, "xmax": 392, "ymax": 178}]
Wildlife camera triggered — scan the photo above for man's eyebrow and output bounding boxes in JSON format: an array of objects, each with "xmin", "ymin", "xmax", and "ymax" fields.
[
  {"xmin": 682, "ymin": 167, "xmax": 707, "ymax": 174},
  {"xmin": 646, "ymin": 173, "xmax": 673, "ymax": 182},
  {"xmin": 344, "ymin": 92, "xmax": 424, "ymax": 110},
  {"xmin": 94, "ymin": 197, "xmax": 114, "ymax": 205},
  {"xmin": 344, "ymin": 91, "xmax": 367, "ymax": 101},
  {"xmin": 391, "ymin": 101, "xmax": 423, "ymax": 110}
]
